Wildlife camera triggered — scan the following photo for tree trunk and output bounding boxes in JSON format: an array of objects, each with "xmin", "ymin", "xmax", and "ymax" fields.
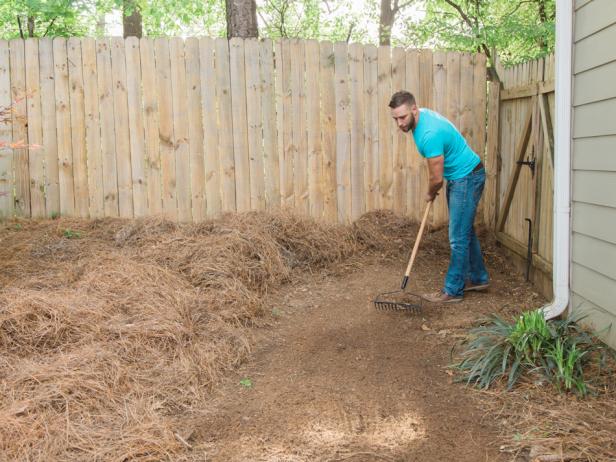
[
  {"xmin": 27, "ymin": 16, "xmax": 35, "ymax": 37},
  {"xmin": 226, "ymin": 0, "xmax": 259, "ymax": 38},
  {"xmin": 123, "ymin": 0, "xmax": 143, "ymax": 38},
  {"xmin": 379, "ymin": 0, "xmax": 395, "ymax": 46}
]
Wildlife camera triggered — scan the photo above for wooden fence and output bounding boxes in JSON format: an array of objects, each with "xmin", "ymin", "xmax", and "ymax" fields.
[
  {"xmin": 0, "ymin": 37, "xmax": 486, "ymax": 224},
  {"xmin": 485, "ymin": 54, "xmax": 555, "ymax": 297}
]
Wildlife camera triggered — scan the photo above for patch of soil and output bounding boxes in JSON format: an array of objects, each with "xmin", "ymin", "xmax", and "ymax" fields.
[{"xmin": 193, "ymin": 243, "xmax": 545, "ymax": 461}]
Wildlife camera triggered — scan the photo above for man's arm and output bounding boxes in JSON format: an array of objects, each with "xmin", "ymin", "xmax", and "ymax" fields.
[{"xmin": 426, "ymin": 155, "xmax": 444, "ymax": 202}]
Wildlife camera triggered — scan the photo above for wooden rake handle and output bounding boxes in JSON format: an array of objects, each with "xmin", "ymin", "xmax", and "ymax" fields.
[{"xmin": 401, "ymin": 200, "xmax": 432, "ymax": 290}]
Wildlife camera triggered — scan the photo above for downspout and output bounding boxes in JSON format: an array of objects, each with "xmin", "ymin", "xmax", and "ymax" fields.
[{"xmin": 542, "ymin": 0, "xmax": 572, "ymax": 320}]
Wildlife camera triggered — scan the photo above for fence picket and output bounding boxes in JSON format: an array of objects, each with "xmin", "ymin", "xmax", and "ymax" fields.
[
  {"xmin": 229, "ymin": 38, "xmax": 250, "ymax": 213},
  {"xmin": 245, "ymin": 38, "xmax": 265, "ymax": 211},
  {"xmin": 405, "ymin": 50, "xmax": 421, "ymax": 221},
  {"xmin": 305, "ymin": 40, "xmax": 322, "ymax": 218},
  {"xmin": 10, "ymin": 39, "xmax": 30, "ymax": 216},
  {"xmin": 67, "ymin": 38, "xmax": 89, "ymax": 217},
  {"xmin": 125, "ymin": 37, "xmax": 147, "ymax": 218},
  {"xmin": 0, "ymin": 40, "xmax": 13, "ymax": 218},
  {"xmin": 25, "ymin": 39, "xmax": 45, "ymax": 218},
  {"xmin": 185, "ymin": 37, "xmax": 206, "ymax": 221},
  {"xmin": 334, "ymin": 42, "xmax": 351, "ymax": 223},
  {"xmin": 154, "ymin": 38, "xmax": 177, "ymax": 220},
  {"xmin": 260, "ymin": 39, "xmax": 280, "ymax": 210},
  {"xmin": 432, "ymin": 51, "xmax": 447, "ymax": 225},
  {"xmin": 140, "ymin": 38, "xmax": 163, "ymax": 216},
  {"xmin": 110, "ymin": 38, "xmax": 133, "ymax": 218},
  {"xmin": 81, "ymin": 38, "xmax": 104, "ymax": 218},
  {"xmin": 349, "ymin": 43, "xmax": 365, "ymax": 221},
  {"xmin": 319, "ymin": 41, "xmax": 337, "ymax": 222},
  {"xmin": 215, "ymin": 38, "xmax": 236, "ymax": 212},
  {"xmin": 377, "ymin": 46, "xmax": 392, "ymax": 210},
  {"xmin": 363, "ymin": 45, "xmax": 378, "ymax": 212},
  {"xmin": 169, "ymin": 37, "xmax": 192, "ymax": 222},
  {"xmin": 392, "ymin": 47, "xmax": 406, "ymax": 216},
  {"xmin": 96, "ymin": 38, "xmax": 119, "ymax": 217},
  {"xmin": 53, "ymin": 38, "xmax": 75, "ymax": 216},
  {"xmin": 199, "ymin": 37, "xmax": 221, "ymax": 217}
]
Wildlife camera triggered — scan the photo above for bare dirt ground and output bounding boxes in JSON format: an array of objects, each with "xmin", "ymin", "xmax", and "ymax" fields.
[{"xmin": 194, "ymin": 244, "xmax": 545, "ymax": 462}]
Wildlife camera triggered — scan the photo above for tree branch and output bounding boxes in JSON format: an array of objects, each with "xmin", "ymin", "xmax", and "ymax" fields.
[
  {"xmin": 442, "ymin": 0, "xmax": 491, "ymax": 59},
  {"xmin": 17, "ymin": 16, "xmax": 25, "ymax": 39},
  {"xmin": 43, "ymin": 17, "xmax": 58, "ymax": 37}
]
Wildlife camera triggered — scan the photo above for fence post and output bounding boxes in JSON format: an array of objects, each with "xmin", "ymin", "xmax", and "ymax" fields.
[{"xmin": 484, "ymin": 80, "xmax": 501, "ymax": 230}]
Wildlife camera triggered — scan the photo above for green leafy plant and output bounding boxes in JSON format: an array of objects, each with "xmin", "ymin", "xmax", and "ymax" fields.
[
  {"xmin": 63, "ymin": 228, "xmax": 81, "ymax": 239},
  {"xmin": 453, "ymin": 310, "xmax": 612, "ymax": 396},
  {"xmin": 239, "ymin": 378, "xmax": 253, "ymax": 389}
]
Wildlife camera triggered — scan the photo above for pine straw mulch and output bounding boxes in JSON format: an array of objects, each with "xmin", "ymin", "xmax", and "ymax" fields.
[
  {"xmin": 473, "ymin": 357, "xmax": 616, "ymax": 462},
  {"xmin": 0, "ymin": 209, "xmax": 424, "ymax": 461}
]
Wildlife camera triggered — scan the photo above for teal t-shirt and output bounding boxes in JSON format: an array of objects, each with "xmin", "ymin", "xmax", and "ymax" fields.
[{"xmin": 412, "ymin": 108, "xmax": 480, "ymax": 180}]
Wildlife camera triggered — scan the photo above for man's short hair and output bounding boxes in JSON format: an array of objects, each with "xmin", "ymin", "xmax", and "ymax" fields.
[{"xmin": 389, "ymin": 91, "xmax": 416, "ymax": 109}]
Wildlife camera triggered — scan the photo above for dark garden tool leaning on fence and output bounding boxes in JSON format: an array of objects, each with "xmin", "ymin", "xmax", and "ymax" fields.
[{"xmin": 373, "ymin": 200, "xmax": 432, "ymax": 313}]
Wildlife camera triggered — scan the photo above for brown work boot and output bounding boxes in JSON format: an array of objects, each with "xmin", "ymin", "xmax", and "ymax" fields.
[
  {"xmin": 463, "ymin": 282, "xmax": 490, "ymax": 292},
  {"xmin": 422, "ymin": 291, "xmax": 463, "ymax": 304}
]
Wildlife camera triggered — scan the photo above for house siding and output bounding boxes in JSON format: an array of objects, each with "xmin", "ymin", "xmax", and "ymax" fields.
[{"xmin": 572, "ymin": 0, "xmax": 616, "ymax": 348}]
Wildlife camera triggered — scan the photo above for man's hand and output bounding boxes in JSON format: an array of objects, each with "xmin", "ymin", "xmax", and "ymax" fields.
[{"xmin": 425, "ymin": 192, "xmax": 438, "ymax": 202}]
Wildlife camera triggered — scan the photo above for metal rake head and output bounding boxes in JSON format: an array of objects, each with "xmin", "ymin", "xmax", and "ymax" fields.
[{"xmin": 373, "ymin": 290, "xmax": 422, "ymax": 313}]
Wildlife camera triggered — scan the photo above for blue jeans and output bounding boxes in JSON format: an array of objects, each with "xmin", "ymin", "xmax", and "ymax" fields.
[{"xmin": 443, "ymin": 167, "xmax": 489, "ymax": 297}]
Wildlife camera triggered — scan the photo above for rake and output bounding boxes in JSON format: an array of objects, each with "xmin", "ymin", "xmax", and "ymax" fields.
[{"xmin": 373, "ymin": 200, "xmax": 432, "ymax": 313}]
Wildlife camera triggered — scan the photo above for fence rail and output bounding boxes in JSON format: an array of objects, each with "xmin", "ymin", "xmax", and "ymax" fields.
[{"xmin": 0, "ymin": 37, "xmax": 486, "ymax": 224}]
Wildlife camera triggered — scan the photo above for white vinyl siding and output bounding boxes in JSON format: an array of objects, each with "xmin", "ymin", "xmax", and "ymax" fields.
[{"xmin": 572, "ymin": 0, "xmax": 616, "ymax": 348}]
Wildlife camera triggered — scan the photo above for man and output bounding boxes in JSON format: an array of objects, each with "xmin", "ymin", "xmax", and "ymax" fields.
[{"xmin": 389, "ymin": 90, "xmax": 489, "ymax": 303}]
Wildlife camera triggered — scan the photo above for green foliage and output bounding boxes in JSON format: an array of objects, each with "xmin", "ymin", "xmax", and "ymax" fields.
[
  {"xmin": 0, "ymin": 0, "xmax": 97, "ymax": 39},
  {"xmin": 453, "ymin": 310, "xmax": 612, "ymax": 397},
  {"xmin": 239, "ymin": 377, "xmax": 253, "ymax": 388},
  {"xmin": 63, "ymin": 228, "xmax": 82, "ymax": 238},
  {"xmin": 400, "ymin": 0, "xmax": 555, "ymax": 65}
]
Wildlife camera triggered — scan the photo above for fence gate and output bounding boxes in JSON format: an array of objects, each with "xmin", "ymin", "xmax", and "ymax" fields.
[{"xmin": 485, "ymin": 55, "xmax": 555, "ymax": 297}]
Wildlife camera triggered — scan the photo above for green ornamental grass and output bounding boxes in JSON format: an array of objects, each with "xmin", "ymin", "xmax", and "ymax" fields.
[{"xmin": 453, "ymin": 310, "xmax": 612, "ymax": 396}]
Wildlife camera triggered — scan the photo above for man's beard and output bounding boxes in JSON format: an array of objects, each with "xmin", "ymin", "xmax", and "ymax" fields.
[{"xmin": 403, "ymin": 113, "xmax": 415, "ymax": 132}]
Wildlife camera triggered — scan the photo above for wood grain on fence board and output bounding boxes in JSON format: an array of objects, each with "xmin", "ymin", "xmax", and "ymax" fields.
[
  {"xmin": 139, "ymin": 38, "xmax": 163, "ymax": 216},
  {"xmin": 110, "ymin": 37, "xmax": 133, "ymax": 218},
  {"xmin": 363, "ymin": 44, "xmax": 378, "ymax": 213},
  {"xmin": 185, "ymin": 37, "xmax": 206, "ymax": 221},
  {"xmin": 405, "ymin": 49, "xmax": 420, "ymax": 221},
  {"xmin": 169, "ymin": 37, "xmax": 192, "ymax": 222},
  {"xmin": 305, "ymin": 39, "xmax": 323, "ymax": 218},
  {"xmin": 280, "ymin": 40, "xmax": 293, "ymax": 208},
  {"xmin": 81, "ymin": 38, "xmax": 104, "ymax": 218},
  {"xmin": 349, "ymin": 43, "xmax": 365, "ymax": 221},
  {"xmin": 418, "ymin": 50, "xmax": 433, "ymax": 219},
  {"xmin": 391, "ymin": 47, "xmax": 406, "ymax": 216},
  {"xmin": 154, "ymin": 38, "xmax": 178, "ymax": 220},
  {"xmin": 290, "ymin": 39, "xmax": 308, "ymax": 215},
  {"xmin": 68, "ymin": 38, "xmax": 90, "ymax": 217},
  {"xmin": 40, "ymin": 38, "xmax": 61, "ymax": 217},
  {"xmin": 377, "ymin": 46, "xmax": 392, "ymax": 210},
  {"xmin": 215, "ymin": 38, "xmax": 236, "ymax": 213},
  {"xmin": 245, "ymin": 38, "xmax": 265, "ymax": 211},
  {"xmin": 261, "ymin": 39, "xmax": 280, "ymax": 210},
  {"xmin": 319, "ymin": 41, "xmax": 337, "ymax": 222},
  {"xmin": 0, "ymin": 40, "xmax": 13, "ymax": 217},
  {"xmin": 25, "ymin": 39, "xmax": 46, "ymax": 218},
  {"xmin": 53, "ymin": 38, "xmax": 76, "ymax": 217},
  {"xmin": 96, "ymin": 38, "xmax": 119, "ymax": 217},
  {"xmin": 334, "ymin": 42, "xmax": 351, "ymax": 223},
  {"xmin": 10, "ymin": 39, "xmax": 31, "ymax": 217},
  {"xmin": 199, "ymin": 37, "xmax": 221, "ymax": 217},
  {"xmin": 229, "ymin": 38, "xmax": 250, "ymax": 213},
  {"xmin": 125, "ymin": 37, "xmax": 148, "ymax": 218},
  {"xmin": 431, "ymin": 51, "xmax": 447, "ymax": 225}
]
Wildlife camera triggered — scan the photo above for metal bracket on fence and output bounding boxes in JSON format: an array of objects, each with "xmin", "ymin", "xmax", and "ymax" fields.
[{"xmin": 517, "ymin": 158, "xmax": 536, "ymax": 176}]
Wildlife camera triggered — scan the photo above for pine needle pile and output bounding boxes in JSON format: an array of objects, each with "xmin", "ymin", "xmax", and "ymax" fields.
[{"xmin": 0, "ymin": 210, "xmax": 416, "ymax": 460}]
